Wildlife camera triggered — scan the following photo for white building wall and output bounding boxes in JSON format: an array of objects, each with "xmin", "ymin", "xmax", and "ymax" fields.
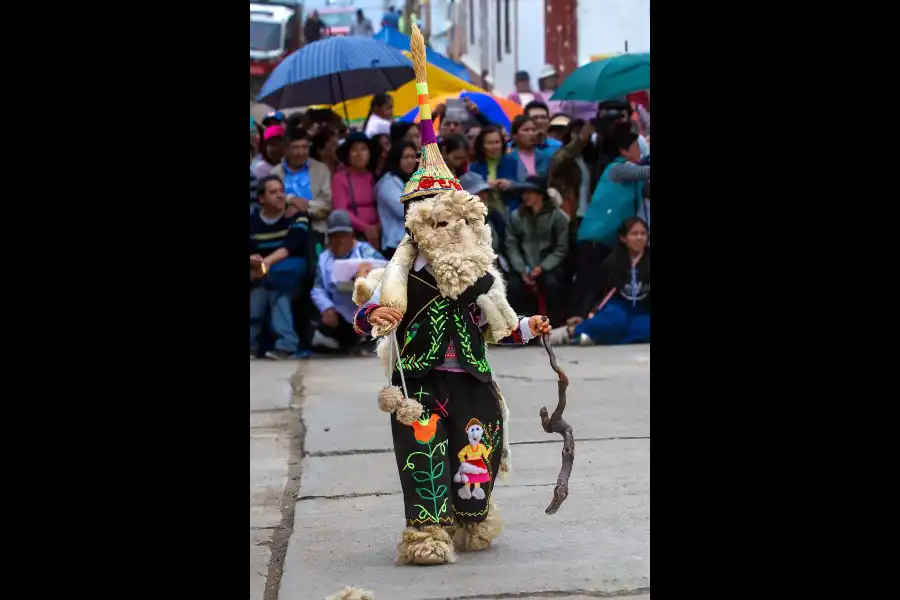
[
  {"xmin": 458, "ymin": 0, "xmax": 545, "ymax": 97},
  {"xmin": 576, "ymin": 0, "xmax": 650, "ymax": 64}
]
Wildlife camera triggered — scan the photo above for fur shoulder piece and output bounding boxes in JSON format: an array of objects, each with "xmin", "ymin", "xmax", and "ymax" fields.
[{"xmin": 476, "ymin": 265, "xmax": 520, "ymax": 343}]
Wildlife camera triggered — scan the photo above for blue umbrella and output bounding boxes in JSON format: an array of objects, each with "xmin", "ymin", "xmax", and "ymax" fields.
[
  {"xmin": 258, "ymin": 36, "xmax": 415, "ymax": 109},
  {"xmin": 373, "ymin": 27, "xmax": 471, "ymax": 82}
]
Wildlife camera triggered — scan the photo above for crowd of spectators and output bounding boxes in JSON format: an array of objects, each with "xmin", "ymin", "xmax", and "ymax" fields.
[{"xmin": 250, "ymin": 82, "xmax": 651, "ymax": 360}]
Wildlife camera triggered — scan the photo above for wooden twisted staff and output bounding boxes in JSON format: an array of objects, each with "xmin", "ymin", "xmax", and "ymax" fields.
[{"xmin": 540, "ymin": 317, "xmax": 574, "ymax": 515}]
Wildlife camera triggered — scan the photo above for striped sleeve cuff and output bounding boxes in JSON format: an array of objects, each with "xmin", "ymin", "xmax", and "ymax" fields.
[{"xmin": 353, "ymin": 304, "xmax": 378, "ymax": 336}]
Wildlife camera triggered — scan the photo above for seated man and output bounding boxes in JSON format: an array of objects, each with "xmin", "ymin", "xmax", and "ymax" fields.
[
  {"xmin": 250, "ymin": 176, "xmax": 310, "ymax": 360},
  {"xmin": 310, "ymin": 210, "xmax": 385, "ymax": 353}
]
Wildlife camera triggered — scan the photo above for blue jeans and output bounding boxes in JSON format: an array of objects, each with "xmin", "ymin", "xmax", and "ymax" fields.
[
  {"xmin": 250, "ymin": 286, "xmax": 299, "ymax": 354},
  {"xmin": 574, "ymin": 298, "xmax": 650, "ymax": 345}
]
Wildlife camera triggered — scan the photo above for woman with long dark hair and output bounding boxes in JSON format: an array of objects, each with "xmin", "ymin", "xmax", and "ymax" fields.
[
  {"xmin": 375, "ymin": 141, "xmax": 418, "ymax": 259},
  {"xmin": 438, "ymin": 134, "xmax": 469, "ymax": 177},
  {"xmin": 507, "ymin": 114, "xmax": 554, "ymax": 178},
  {"xmin": 390, "ymin": 121, "xmax": 422, "ymax": 150},
  {"xmin": 371, "ymin": 133, "xmax": 391, "ymax": 178},
  {"xmin": 310, "ymin": 126, "xmax": 340, "ymax": 174},
  {"xmin": 363, "ymin": 93, "xmax": 394, "ymax": 138},
  {"xmin": 552, "ymin": 217, "xmax": 650, "ymax": 346},
  {"xmin": 468, "ymin": 126, "xmax": 526, "ymax": 214}
]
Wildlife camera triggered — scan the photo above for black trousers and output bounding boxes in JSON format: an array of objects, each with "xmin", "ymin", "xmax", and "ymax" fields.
[
  {"xmin": 390, "ymin": 370, "xmax": 503, "ymax": 528},
  {"xmin": 506, "ymin": 265, "xmax": 568, "ymax": 328},
  {"xmin": 313, "ymin": 314, "xmax": 361, "ymax": 350},
  {"xmin": 571, "ymin": 241, "xmax": 612, "ymax": 318}
]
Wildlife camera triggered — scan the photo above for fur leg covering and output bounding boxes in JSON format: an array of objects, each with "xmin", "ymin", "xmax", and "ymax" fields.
[
  {"xmin": 394, "ymin": 398, "xmax": 425, "ymax": 425},
  {"xmin": 397, "ymin": 525, "xmax": 457, "ymax": 565},
  {"xmin": 325, "ymin": 587, "xmax": 374, "ymax": 600},
  {"xmin": 446, "ymin": 501, "xmax": 504, "ymax": 552}
]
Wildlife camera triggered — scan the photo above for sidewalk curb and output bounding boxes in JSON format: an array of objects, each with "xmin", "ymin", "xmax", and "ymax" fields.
[{"xmin": 262, "ymin": 362, "xmax": 308, "ymax": 600}]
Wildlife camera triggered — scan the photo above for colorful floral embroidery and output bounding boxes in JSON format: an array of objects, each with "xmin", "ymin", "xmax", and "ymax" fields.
[
  {"xmin": 404, "ymin": 322, "xmax": 420, "ymax": 346},
  {"xmin": 398, "ymin": 299, "xmax": 449, "ymax": 371},
  {"xmin": 452, "ymin": 307, "xmax": 491, "ymax": 372},
  {"xmin": 411, "ymin": 414, "xmax": 440, "ymax": 444},
  {"xmin": 481, "ymin": 419, "xmax": 501, "ymax": 450},
  {"xmin": 403, "ymin": 437, "xmax": 450, "ymax": 525}
]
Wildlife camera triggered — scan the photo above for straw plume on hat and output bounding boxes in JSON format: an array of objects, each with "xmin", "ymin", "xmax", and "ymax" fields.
[{"xmin": 400, "ymin": 23, "xmax": 463, "ymax": 203}]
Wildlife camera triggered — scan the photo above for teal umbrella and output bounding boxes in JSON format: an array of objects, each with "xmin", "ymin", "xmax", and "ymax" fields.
[{"xmin": 551, "ymin": 53, "xmax": 650, "ymax": 103}]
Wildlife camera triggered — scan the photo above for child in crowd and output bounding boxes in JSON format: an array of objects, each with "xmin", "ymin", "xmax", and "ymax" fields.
[
  {"xmin": 250, "ymin": 176, "xmax": 310, "ymax": 360},
  {"xmin": 551, "ymin": 217, "xmax": 650, "ymax": 346},
  {"xmin": 363, "ymin": 93, "xmax": 394, "ymax": 138}
]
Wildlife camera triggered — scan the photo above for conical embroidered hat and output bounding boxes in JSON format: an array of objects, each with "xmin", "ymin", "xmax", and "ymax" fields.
[{"xmin": 401, "ymin": 23, "xmax": 463, "ymax": 202}]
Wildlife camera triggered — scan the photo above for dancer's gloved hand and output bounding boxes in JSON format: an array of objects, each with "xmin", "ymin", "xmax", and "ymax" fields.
[
  {"xmin": 369, "ymin": 307, "xmax": 404, "ymax": 328},
  {"xmin": 459, "ymin": 272, "xmax": 496, "ymax": 303},
  {"xmin": 528, "ymin": 315, "xmax": 552, "ymax": 336}
]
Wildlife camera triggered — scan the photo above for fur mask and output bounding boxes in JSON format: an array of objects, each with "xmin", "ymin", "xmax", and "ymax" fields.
[{"xmin": 404, "ymin": 190, "xmax": 497, "ymax": 300}]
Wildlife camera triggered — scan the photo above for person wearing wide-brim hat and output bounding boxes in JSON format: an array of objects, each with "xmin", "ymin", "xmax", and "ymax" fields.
[
  {"xmin": 332, "ymin": 132, "xmax": 381, "ymax": 246},
  {"xmin": 504, "ymin": 175, "xmax": 571, "ymax": 330}
]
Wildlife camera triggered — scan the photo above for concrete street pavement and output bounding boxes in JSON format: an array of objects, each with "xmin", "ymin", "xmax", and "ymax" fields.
[
  {"xmin": 251, "ymin": 344, "xmax": 650, "ymax": 600},
  {"xmin": 250, "ymin": 361, "xmax": 304, "ymax": 600}
]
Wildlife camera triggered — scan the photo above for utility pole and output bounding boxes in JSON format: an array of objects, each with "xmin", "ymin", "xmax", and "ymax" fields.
[{"xmin": 423, "ymin": 0, "xmax": 431, "ymax": 39}]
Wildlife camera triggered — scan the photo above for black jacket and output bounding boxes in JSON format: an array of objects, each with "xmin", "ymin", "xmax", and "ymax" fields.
[{"xmin": 598, "ymin": 248, "xmax": 650, "ymax": 310}]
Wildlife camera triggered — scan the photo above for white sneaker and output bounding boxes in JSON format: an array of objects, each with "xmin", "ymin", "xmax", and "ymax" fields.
[{"xmin": 311, "ymin": 330, "xmax": 341, "ymax": 350}]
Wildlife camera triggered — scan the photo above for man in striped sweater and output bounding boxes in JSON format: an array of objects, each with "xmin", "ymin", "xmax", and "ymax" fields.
[{"xmin": 250, "ymin": 176, "xmax": 309, "ymax": 360}]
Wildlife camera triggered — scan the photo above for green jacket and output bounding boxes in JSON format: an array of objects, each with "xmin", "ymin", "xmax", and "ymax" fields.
[{"xmin": 504, "ymin": 200, "xmax": 570, "ymax": 275}]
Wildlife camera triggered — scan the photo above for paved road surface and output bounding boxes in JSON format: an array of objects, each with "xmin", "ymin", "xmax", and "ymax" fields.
[{"xmin": 250, "ymin": 344, "xmax": 650, "ymax": 600}]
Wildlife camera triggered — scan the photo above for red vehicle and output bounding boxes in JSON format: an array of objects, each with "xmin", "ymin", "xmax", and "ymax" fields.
[{"xmin": 250, "ymin": 1, "xmax": 303, "ymax": 98}]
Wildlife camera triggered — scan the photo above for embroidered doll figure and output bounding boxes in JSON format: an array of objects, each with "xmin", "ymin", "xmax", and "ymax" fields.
[
  {"xmin": 349, "ymin": 23, "xmax": 553, "ymax": 567},
  {"xmin": 454, "ymin": 418, "xmax": 493, "ymax": 500}
]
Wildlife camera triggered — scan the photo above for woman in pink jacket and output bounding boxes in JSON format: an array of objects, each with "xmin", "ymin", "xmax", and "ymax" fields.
[{"xmin": 332, "ymin": 132, "xmax": 381, "ymax": 249}]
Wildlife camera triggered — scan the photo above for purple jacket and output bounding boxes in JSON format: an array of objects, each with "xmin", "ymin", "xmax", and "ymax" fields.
[
  {"xmin": 507, "ymin": 90, "xmax": 550, "ymax": 106},
  {"xmin": 508, "ymin": 90, "xmax": 597, "ymax": 122},
  {"xmin": 547, "ymin": 99, "xmax": 598, "ymax": 122}
]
